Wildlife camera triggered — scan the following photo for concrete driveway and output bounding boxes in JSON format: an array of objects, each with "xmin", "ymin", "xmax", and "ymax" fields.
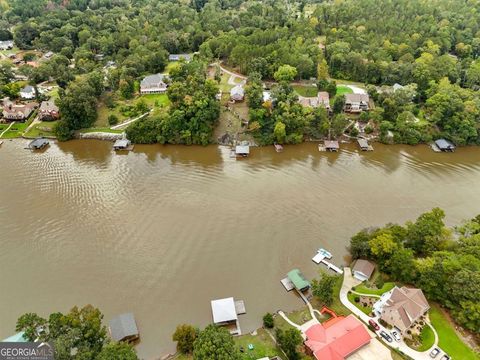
[{"xmin": 340, "ymin": 268, "xmax": 442, "ymax": 360}]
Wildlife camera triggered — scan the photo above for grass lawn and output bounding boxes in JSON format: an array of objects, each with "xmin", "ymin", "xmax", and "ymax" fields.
[
  {"xmin": 96, "ymin": 93, "xmax": 169, "ymax": 127},
  {"xmin": 235, "ymin": 328, "xmax": 285, "ymax": 360},
  {"xmin": 417, "ymin": 325, "xmax": 436, "ymax": 352},
  {"xmin": 430, "ymin": 304, "xmax": 479, "ymax": 360},
  {"xmin": 79, "ymin": 127, "xmax": 124, "ymax": 134},
  {"xmin": 0, "ymin": 116, "xmax": 35, "ymax": 138},
  {"xmin": 336, "ymin": 85, "xmax": 354, "ymax": 96},
  {"xmin": 354, "ymin": 282, "xmax": 395, "ymax": 296},
  {"xmin": 24, "ymin": 120, "xmax": 58, "ymax": 138},
  {"xmin": 347, "ymin": 292, "xmax": 373, "ymax": 315},
  {"xmin": 311, "ymin": 275, "xmax": 351, "ymax": 317},
  {"xmin": 293, "ymin": 84, "xmax": 318, "ymax": 97}
]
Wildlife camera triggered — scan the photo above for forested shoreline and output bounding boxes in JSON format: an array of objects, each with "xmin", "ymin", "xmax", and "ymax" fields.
[{"xmin": 0, "ymin": 0, "xmax": 480, "ymax": 145}]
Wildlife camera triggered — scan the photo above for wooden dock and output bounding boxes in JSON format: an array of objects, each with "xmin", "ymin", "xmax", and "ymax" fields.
[
  {"xmin": 280, "ymin": 277, "xmax": 294, "ymax": 291},
  {"xmin": 234, "ymin": 300, "xmax": 246, "ymax": 315},
  {"xmin": 430, "ymin": 143, "xmax": 441, "ymax": 152},
  {"xmin": 319, "ymin": 259, "xmax": 343, "ymax": 274},
  {"xmin": 318, "ymin": 144, "xmax": 326, "ymax": 152},
  {"xmin": 312, "ymin": 249, "xmax": 343, "ymax": 274}
]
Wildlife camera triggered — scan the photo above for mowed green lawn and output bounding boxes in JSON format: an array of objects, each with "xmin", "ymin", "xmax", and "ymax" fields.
[
  {"xmin": 417, "ymin": 325, "xmax": 435, "ymax": 352},
  {"xmin": 355, "ymin": 282, "xmax": 395, "ymax": 296},
  {"xmin": 430, "ymin": 304, "xmax": 479, "ymax": 360},
  {"xmin": 336, "ymin": 85, "xmax": 354, "ymax": 96},
  {"xmin": 293, "ymin": 84, "xmax": 318, "ymax": 97}
]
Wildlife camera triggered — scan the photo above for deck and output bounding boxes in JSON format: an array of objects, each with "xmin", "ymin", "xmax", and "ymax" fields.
[{"xmin": 234, "ymin": 300, "xmax": 246, "ymax": 315}]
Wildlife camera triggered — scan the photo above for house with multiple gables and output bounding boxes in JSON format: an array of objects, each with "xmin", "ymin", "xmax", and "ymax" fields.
[
  {"xmin": 39, "ymin": 101, "xmax": 59, "ymax": 121},
  {"xmin": 20, "ymin": 85, "xmax": 36, "ymax": 100},
  {"xmin": 140, "ymin": 74, "xmax": 169, "ymax": 94},
  {"xmin": 298, "ymin": 91, "xmax": 330, "ymax": 111},
  {"xmin": 2, "ymin": 101, "xmax": 38, "ymax": 121},
  {"xmin": 344, "ymin": 93, "xmax": 369, "ymax": 113}
]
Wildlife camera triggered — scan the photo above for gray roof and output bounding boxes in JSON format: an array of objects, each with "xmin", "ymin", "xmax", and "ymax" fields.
[
  {"xmin": 324, "ymin": 140, "xmax": 339, "ymax": 149},
  {"xmin": 40, "ymin": 101, "xmax": 58, "ymax": 112},
  {"xmin": 168, "ymin": 54, "xmax": 191, "ymax": 61},
  {"xmin": 140, "ymin": 74, "xmax": 168, "ymax": 87},
  {"xmin": 21, "ymin": 85, "xmax": 35, "ymax": 94},
  {"xmin": 435, "ymin": 139, "xmax": 455, "ymax": 150},
  {"xmin": 357, "ymin": 138, "xmax": 369, "ymax": 148},
  {"xmin": 345, "ymin": 93, "xmax": 369, "ymax": 103},
  {"xmin": 235, "ymin": 145, "xmax": 249, "ymax": 154},
  {"xmin": 113, "ymin": 139, "xmax": 130, "ymax": 148},
  {"xmin": 230, "ymin": 85, "xmax": 244, "ymax": 97},
  {"xmin": 29, "ymin": 138, "xmax": 49, "ymax": 149},
  {"xmin": 109, "ymin": 313, "xmax": 138, "ymax": 342}
]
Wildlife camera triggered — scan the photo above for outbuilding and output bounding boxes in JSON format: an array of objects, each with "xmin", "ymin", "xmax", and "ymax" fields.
[
  {"xmin": 352, "ymin": 259, "xmax": 375, "ymax": 281},
  {"xmin": 435, "ymin": 139, "xmax": 455, "ymax": 152},
  {"xmin": 109, "ymin": 313, "xmax": 139, "ymax": 343},
  {"xmin": 324, "ymin": 140, "xmax": 339, "ymax": 152},
  {"xmin": 28, "ymin": 138, "xmax": 49, "ymax": 150},
  {"xmin": 287, "ymin": 269, "xmax": 310, "ymax": 292}
]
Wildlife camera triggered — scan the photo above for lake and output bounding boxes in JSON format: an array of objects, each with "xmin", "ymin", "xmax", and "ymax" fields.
[{"xmin": 1, "ymin": 139, "xmax": 479, "ymax": 359}]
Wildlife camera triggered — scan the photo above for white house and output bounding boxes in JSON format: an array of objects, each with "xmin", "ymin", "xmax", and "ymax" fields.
[{"xmin": 20, "ymin": 85, "xmax": 36, "ymax": 100}]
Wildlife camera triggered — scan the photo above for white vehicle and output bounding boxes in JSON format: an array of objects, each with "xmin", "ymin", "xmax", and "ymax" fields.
[{"xmin": 391, "ymin": 330, "xmax": 401, "ymax": 342}]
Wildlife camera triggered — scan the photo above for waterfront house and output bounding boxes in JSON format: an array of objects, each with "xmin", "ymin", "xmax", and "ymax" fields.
[
  {"xmin": 287, "ymin": 269, "xmax": 310, "ymax": 292},
  {"xmin": 2, "ymin": 101, "xmax": 37, "ymax": 121},
  {"xmin": 20, "ymin": 85, "xmax": 36, "ymax": 99},
  {"xmin": 379, "ymin": 286, "xmax": 429, "ymax": 334},
  {"xmin": 304, "ymin": 314, "xmax": 371, "ymax": 360},
  {"xmin": 344, "ymin": 94, "xmax": 369, "ymax": 113},
  {"xmin": 28, "ymin": 138, "xmax": 49, "ymax": 150},
  {"xmin": 168, "ymin": 54, "xmax": 191, "ymax": 62},
  {"xmin": 435, "ymin": 139, "xmax": 455, "ymax": 152},
  {"xmin": 109, "ymin": 313, "xmax": 139, "ymax": 343},
  {"xmin": 39, "ymin": 101, "xmax": 59, "ymax": 120},
  {"xmin": 298, "ymin": 92, "xmax": 330, "ymax": 110},
  {"xmin": 230, "ymin": 85, "xmax": 245, "ymax": 102},
  {"xmin": 140, "ymin": 74, "xmax": 169, "ymax": 94},
  {"xmin": 352, "ymin": 259, "xmax": 375, "ymax": 281},
  {"xmin": 324, "ymin": 140, "xmax": 339, "ymax": 152}
]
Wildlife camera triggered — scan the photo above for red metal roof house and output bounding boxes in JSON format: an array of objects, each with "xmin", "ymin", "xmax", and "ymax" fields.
[{"xmin": 304, "ymin": 315, "xmax": 371, "ymax": 360}]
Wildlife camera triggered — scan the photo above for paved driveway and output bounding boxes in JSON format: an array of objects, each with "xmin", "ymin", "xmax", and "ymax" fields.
[{"xmin": 340, "ymin": 268, "xmax": 441, "ymax": 360}]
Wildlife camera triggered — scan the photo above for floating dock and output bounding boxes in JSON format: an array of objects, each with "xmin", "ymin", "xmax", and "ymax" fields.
[
  {"xmin": 319, "ymin": 259, "xmax": 343, "ymax": 274},
  {"xmin": 312, "ymin": 249, "xmax": 343, "ymax": 274},
  {"xmin": 280, "ymin": 277, "xmax": 294, "ymax": 291},
  {"xmin": 234, "ymin": 300, "xmax": 246, "ymax": 315},
  {"xmin": 430, "ymin": 143, "xmax": 441, "ymax": 152}
]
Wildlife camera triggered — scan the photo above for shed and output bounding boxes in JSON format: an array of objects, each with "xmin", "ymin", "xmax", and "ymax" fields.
[
  {"xmin": 113, "ymin": 139, "xmax": 131, "ymax": 150},
  {"xmin": 434, "ymin": 139, "xmax": 455, "ymax": 152},
  {"xmin": 211, "ymin": 297, "xmax": 238, "ymax": 324},
  {"xmin": 230, "ymin": 85, "xmax": 245, "ymax": 101},
  {"xmin": 357, "ymin": 138, "xmax": 369, "ymax": 151},
  {"xmin": 28, "ymin": 138, "xmax": 49, "ymax": 150},
  {"xmin": 352, "ymin": 259, "xmax": 376, "ymax": 281},
  {"xmin": 109, "ymin": 313, "xmax": 139, "ymax": 343},
  {"xmin": 287, "ymin": 269, "xmax": 310, "ymax": 292},
  {"xmin": 324, "ymin": 140, "xmax": 339, "ymax": 152}
]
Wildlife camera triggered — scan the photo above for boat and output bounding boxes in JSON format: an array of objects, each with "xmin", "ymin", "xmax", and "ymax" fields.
[
  {"xmin": 274, "ymin": 143, "xmax": 283, "ymax": 152},
  {"xmin": 317, "ymin": 248, "xmax": 332, "ymax": 259}
]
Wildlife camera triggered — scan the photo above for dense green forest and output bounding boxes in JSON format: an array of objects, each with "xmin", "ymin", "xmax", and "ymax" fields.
[
  {"xmin": 1, "ymin": 0, "xmax": 480, "ymax": 144},
  {"xmin": 350, "ymin": 209, "xmax": 480, "ymax": 334}
]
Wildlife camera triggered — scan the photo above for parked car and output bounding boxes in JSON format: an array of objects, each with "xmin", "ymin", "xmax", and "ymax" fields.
[
  {"xmin": 369, "ymin": 319, "xmax": 380, "ymax": 331},
  {"xmin": 430, "ymin": 348, "xmax": 440, "ymax": 358},
  {"xmin": 380, "ymin": 330, "xmax": 393, "ymax": 343},
  {"xmin": 440, "ymin": 355, "xmax": 450, "ymax": 360},
  {"xmin": 391, "ymin": 330, "xmax": 401, "ymax": 342}
]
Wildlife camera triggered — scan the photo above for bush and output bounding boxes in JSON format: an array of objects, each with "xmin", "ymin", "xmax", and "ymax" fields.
[
  {"xmin": 263, "ymin": 313, "xmax": 274, "ymax": 328},
  {"xmin": 108, "ymin": 114, "xmax": 119, "ymax": 126},
  {"xmin": 378, "ymin": 318, "xmax": 388, "ymax": 327},
  {"xmin": 354, "ymin": 296, "xmax": 360, "ymax": 303},
  {"xmin": 375, "ymin": 276, "xmax": 384, "ymax": 289},
  {"xmin": 365, "ymin": 125, "xmax": 374, "ymax": 134},
  {"xmin": 350, "ymin": 127, "xmax": 359, "ymax": 137}
]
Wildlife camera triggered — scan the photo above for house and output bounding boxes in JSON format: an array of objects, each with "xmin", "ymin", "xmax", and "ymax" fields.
[
  {"xmin": 352, "ymin": 259, "xmax": 375, "ymax": 281},
  {"xmin": 168, "ymin": 54, "xmax": 191, "ymax": 62},
  {"xmin": 435, "ymin": 139, "xmax": 455, "ymax": 152},
  {"xmin": 304, "ymin": 314, "xmax": 371, "ymax": 360},
  {"xmin": 344, "ymin": 94, "xmax": 369, "ymax": 112},
  {"xmin": 20, "ymin": 85, "xmax": 36, "ymax": 99},
  {"xmin": 324, "ymin": 140, "xmax": 339, "ymax": 152},
  {"xmin": 109, "ymin": 313, "xmax": 139, "ymax": 343},
  {"xmin": 379, "ymin": 286, "xmax": 430, "ymax": 334},
  {"xmin": 42, "ymin": 51, "xmax": 54, "ymax": 60},
  {"xmin": 0, "ymin": 40, "xmax": 14, "ymax": 50},
  {"xmin": 317, "ymin": 91, "xmax": 330, "ymax": 110},
  {"xmin": 287, "ymin": 269, "xmax": 310, "ymax": 292},
  {"xmin": 39, "ymin": 101, "xmax": 59, "ymax": 120},
  {"xmin": 2, "ymin": 101, "xmax": 37, "ymax": 121},
  {"xmin": 230, "ymin": 85, "xmax": 245, "ymax": 102},
  {"xmin": 140, "ymin": 74, "xmax": 169, "ymax": 94}
]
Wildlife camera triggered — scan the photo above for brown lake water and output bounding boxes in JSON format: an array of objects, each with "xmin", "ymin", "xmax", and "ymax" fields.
[{"xmin": 1, "ymin": 139, "xmax": 480, "ymax": 359}]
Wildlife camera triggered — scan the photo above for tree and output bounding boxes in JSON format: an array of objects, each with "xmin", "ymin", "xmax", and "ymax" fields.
[
  {"xmin": 262, "ymin": 313, "xmax": 274, "ymax": 328},
  {"xmin": 388, "ymin": 247, "xmax": 416, "ymax": 282},
  {"xmin": 246, "ymin": 75, "xmax": 263, "ymax": 109},
  {"xmin": 312, "ymin": 272, "xmax": 338, "ymax": 306},
  {"xmin": 350, "ymin": 229, "xmax": 373, "ymax": 259},
  {"xmin": 330, "ymin": 114, "xmax": 348, "ymax": 138},
  {"xmin": 193, "ymin": 325, "xmax": 240, "ymax": 360},
  {"xmin": 108, "ymin": 114, "xmax": 119, "ymax": 126},
  {"xmin": 273, "ymin": 121, "xmax": 286, "ymax": 144},
  {"xmin": 369, "ymin": 232, "xmax": 398, "ymax": 269},
  {"xmin": 16, "ymin": 313, "xmax": 46, "ymax": 341},
  {"xmin": 172, "ymin": 324, "xmax": 197, "ymax": 354},
  {"xmin": 317, "ymin": 58, "xmax": 329, "ymax": 81},
  {"xmin": 274, "ymin": 65, "xmax": 297, "ymax": 83},
  {"xmin": 96, "ymin": 342, "xmax": 138, "ymax": 360},
  {"xmin": 405, "ymin": 208, "xmax": 448, "ymax": 255},
  {"xmin": 275, "ymin": 328, "xmax": 302, "ymax": 360},
  {"xmin": 332, "ymin": 94, "xmax": 345, "ymax": 114}
]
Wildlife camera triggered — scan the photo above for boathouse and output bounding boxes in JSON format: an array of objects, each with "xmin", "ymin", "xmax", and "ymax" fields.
[
  {"xmin": 287, "ymin": 269, "xmax": 310, "ymax": 292},
  {"xmin": 113, "ymin": 139, "xmax": 132, "ymax": 151},
  {"xmin": 235, "ymin": 144, "xmax": 250, "ymax": 157},
  {"xmin": 28, "ymin": 138, "xmax": 49, "ymax": 150},
  {"xmin": 109, "ymin": 313, "xmax": 139, "ymax": 343},
  {"xmin": 435, "ymin": 139, "xmax": 455, "ymax": 152},
  {"xmin": 357, "ymin": 138, "xmax": 370, "ymax": 151},
  {"xmin": 324, "ymin": 140, "xmax": 339, "ymax": 152},
  {"xmin": 211, "ymin": 297, "xmax": 246, "ymax": 335}
]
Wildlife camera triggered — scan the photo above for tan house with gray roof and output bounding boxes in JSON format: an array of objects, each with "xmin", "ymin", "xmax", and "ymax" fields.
[{"xmin": 380, "ymin": 286, "xmax": 429, "ymax": 334}]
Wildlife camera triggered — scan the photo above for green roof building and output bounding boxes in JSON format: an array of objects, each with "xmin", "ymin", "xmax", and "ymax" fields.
[{"xmin": 287, "ymin": 269, "xmax": 310, "ymax": 292}]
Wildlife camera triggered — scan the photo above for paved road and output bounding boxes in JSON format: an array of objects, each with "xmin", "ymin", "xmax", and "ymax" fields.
[{"xmin": 340, "ymin": 268, "xmax": 441, "ymax": 360}]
